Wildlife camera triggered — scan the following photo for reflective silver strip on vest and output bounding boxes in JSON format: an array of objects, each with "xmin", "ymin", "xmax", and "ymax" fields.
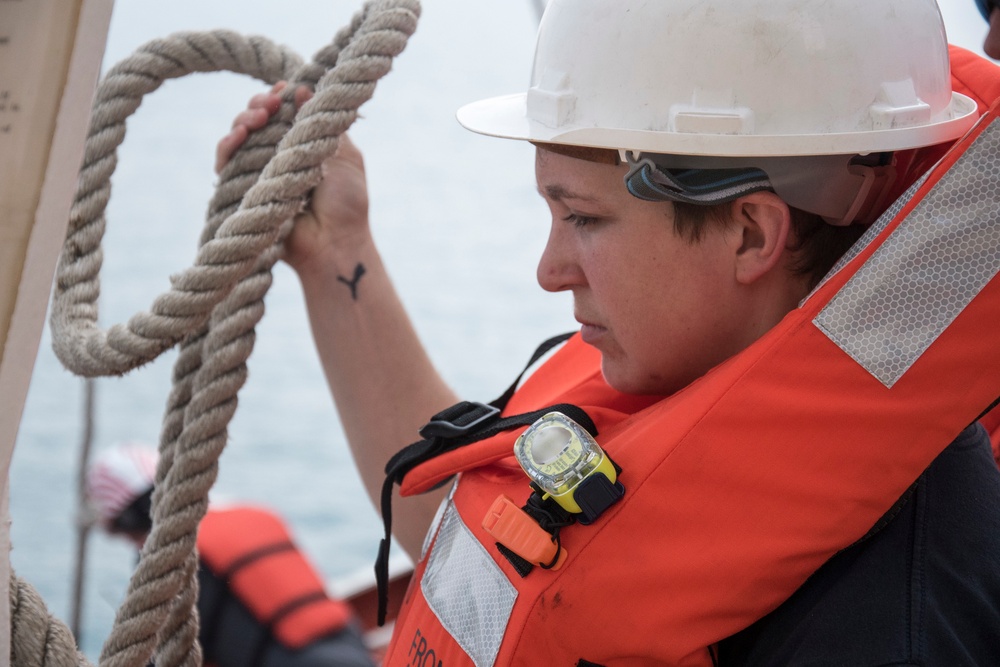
[
  {"xmin": 814, "ymin": 117, "xmax": 1000, "ymax": 388},
  {"xmin": 422, "ymin": 503, "xmax": 516, "ymax": 667}
]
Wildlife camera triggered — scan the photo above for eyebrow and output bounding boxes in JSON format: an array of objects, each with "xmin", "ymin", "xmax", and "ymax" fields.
[{"xmin": 538, "ymin": 184, "xmax": 599, "ymax": 202}]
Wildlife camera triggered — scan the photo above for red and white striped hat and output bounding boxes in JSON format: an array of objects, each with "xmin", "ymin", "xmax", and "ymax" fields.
[{"xmin": 86, "ymin": 442, "xmax": 158, "ymax": 526}]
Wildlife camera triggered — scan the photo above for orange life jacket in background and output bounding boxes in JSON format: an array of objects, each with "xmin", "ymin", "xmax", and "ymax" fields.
[
  {"xmin": 951, "ymin": 44, "xmax": 1000, "ymax": 114},
  {"xmin": 381, "ymin": 55, "xmax": 1000, "ymax": 666},
  {"xmin": 197, "ymin": 505, "xmax": 353, "ymax": 650}
]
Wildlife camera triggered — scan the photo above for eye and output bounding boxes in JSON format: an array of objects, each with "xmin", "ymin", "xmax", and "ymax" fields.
[{"xmin": 563, "ymin": 212, "xmax": 599, "ymax": 228}]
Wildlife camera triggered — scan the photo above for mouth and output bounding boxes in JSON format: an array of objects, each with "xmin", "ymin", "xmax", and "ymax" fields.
[{"xmin": 576, "ymin": 317, "xmax": 606, "ymax": 345}]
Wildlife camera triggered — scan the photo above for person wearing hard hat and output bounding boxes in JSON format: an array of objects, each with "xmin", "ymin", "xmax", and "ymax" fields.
[
  {"xmin": 86, "ymin": 443, "xmax": 374, "ymax": 667},
  {"xmin": 220, "ymin": 0, "xmax": 1000, "ymax": 664}
]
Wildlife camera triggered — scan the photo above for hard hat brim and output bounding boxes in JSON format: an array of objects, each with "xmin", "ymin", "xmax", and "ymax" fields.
[{"xmin": 457, "ymin": 92, "xmax": 980, "ymax": 158}]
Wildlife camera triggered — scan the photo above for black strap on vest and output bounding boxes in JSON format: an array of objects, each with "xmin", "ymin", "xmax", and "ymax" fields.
[
  {"xmin": 373, "ymin": 333, "xmax": 599, "ymax": 625},
  {"xmin": 220, "ymin": 540, "xmax": 296, "ymax": 580},
  {"xmin": 975, "ymin": 395, "xmax": 1000, "ymax": 423}
]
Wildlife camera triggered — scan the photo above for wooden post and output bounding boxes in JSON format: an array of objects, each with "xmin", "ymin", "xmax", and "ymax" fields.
[{"xmin": 0, "ymin": 0, "xmax": 115, "ymax": 652}]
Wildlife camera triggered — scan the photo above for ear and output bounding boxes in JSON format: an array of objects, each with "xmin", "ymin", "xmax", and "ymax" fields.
[{"xmin": 729, "ymin": 191, "xmax": 792, "ymax": 285}]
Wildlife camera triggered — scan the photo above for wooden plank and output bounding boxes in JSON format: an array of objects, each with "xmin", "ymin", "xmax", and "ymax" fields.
[{"xmin": 0, "ymin": 0, "xmax": 114, "ymax": 651}]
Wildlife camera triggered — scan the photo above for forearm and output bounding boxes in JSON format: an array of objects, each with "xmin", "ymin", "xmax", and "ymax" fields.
[{"xmin": 295, "ymin": 228, "xmax": 457, "ymax": 558}]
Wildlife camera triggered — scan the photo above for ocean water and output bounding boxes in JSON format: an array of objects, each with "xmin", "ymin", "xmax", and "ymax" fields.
[{"xmin": 8, "ymin": 0, "xmax": 990, "ymax": 659}]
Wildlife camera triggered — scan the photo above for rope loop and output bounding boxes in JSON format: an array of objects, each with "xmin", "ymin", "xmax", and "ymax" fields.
[
  {"xmin": 51, "ymin": 0, "xmax": 420, "ymax": 379},
  {"xmin": 15, "ymin": 2, "xmax": 421, "ymax": 666}
]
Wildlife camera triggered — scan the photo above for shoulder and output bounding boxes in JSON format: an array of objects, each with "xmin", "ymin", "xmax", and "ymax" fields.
[{"xmin": 717, "ymin": 424, "xmax": 1000, "ymax": 666}]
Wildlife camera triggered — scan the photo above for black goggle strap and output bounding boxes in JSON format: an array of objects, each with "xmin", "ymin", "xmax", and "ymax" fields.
[{"xmin": 625, "ymin": 157, "xmax": 773, "ymax": 205}]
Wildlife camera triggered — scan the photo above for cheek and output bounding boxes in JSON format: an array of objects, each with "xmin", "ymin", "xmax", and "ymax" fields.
[{"xmin": 612, "ymin": 260, "xmax": 722, "ymax": 355}]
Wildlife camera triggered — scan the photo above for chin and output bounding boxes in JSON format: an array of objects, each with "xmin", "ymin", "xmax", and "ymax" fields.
[{"xmin": 600, "ymin": 361, "xmax": 673, "ymax": 397}]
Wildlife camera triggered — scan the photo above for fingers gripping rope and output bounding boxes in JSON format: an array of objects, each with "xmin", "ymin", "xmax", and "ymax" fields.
[{"xmin": 13, "ymin": 3, "xmax": 420, "ymax": 667}]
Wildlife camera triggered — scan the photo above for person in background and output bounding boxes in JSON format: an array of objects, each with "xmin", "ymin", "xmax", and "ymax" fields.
[
  {"xmin": 976, "ymin": 0, "xmax": 1000, "ymax": 58},
  {"xmin": 86, "ymin": 443, "xmax": 375, "ymax": 667},
  {"xmin": 220, "ymin": 0, "xmax": 1000, "ymax": 663}
]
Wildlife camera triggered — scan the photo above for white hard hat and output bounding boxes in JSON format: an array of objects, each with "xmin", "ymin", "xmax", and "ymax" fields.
[
  {"xmin": 458, "ymin": 0, "xmax": 977, "ymax": 158},
  {"xmin": 86, "ymin": 442, "xmax": 158, "ymax": 527}
]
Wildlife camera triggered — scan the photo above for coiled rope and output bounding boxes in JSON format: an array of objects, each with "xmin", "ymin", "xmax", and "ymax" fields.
[{"xmin": 10, "ymin": 1, "xmax": 420, "ymax": 665}]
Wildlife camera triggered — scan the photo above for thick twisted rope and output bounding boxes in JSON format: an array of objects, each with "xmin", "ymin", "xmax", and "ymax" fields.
[
  {"xmin": 10, "ymin": 575, "xmax": 90, "ymax": 667},
  {"xmin": 12, "ymin": 2, "xmax": 420, "ymax": 666}
]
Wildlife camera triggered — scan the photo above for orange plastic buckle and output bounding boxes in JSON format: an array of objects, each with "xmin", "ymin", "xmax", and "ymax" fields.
[{"xmin": 482, "ymin": 495, "xmax": 566, "ymax": 569}]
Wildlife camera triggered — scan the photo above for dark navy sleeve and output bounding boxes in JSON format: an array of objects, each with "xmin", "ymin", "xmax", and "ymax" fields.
[
  {"xmin": 716, "ymin": 423, "xmax": 1000, "ymax": 667},
  {"xmin": 197, "ymin": 564, "xmax": 374, "ymax": 667}
]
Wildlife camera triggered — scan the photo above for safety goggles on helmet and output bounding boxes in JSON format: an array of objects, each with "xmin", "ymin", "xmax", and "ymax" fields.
[
  {"xmin": 625, "ymin": 162, "xmax": 771, "ymax": 206},
  {"xmin": 624, "ymin": 152, "xmax": 898, "ymax": 226}
]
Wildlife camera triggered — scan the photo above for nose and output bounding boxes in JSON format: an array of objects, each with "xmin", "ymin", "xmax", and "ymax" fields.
[{"xmin": 536, "ymin": 221, "xmax": 584, "ymax": 293}]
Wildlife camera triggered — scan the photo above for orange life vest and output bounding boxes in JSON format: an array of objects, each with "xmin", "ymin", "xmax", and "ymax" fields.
[
  {"xmin": 382, "ymin": 54, "xmax": 1000, "ymax": 666},
  {"xmin": 197, "ymin": 505, "xmax": 353, "ymax": 650},
  {"xmin": 950, "ymin": 44, "xmax": 1000, "ymax": 464}
]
